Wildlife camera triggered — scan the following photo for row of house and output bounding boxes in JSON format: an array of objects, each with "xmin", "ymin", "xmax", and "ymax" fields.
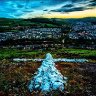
[
  {"xmin": 68, "ymin": 22, "xmax": 96, "ymax": 40},
  {"xmin": 0, "ymin": 28, "xmax": 62, "ymax": 42}
]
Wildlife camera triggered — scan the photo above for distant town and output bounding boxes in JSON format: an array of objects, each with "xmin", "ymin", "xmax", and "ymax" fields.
[
  {"xmin": 0, "ymin": 18, "xmax": 96, "ymax": 49},
  {"xmin": 0, "ymin": 28, "xmax": 61, "ymax": 41}
]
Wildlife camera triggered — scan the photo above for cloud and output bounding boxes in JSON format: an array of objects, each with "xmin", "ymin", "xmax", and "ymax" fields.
[
  {"xmin": 64, "ymin": 4, "xmax": 73, "ymax": 7},
  {"xmin": 43, "ymin": 9, "xmax": 48, "ymax": 11},
  {"xmin": 50, "ymin": 0, "xmax": 96, "ymax": 13},
  {"xmin": 0, "ymin": 0, "xmax": 96, "ymax": 18},
  {"xmin": 88, "ymin": 0, "xmax": 96, "ymax": 7},
  {"xmin": 51, "ymin": 8, "xmax": 84, "ymax": 13}
]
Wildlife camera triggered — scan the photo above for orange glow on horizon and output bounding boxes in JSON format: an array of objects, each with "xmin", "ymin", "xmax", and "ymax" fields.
[{"xmin": 43, "ymin": 8, "xmax": 96, "ymax": 18}]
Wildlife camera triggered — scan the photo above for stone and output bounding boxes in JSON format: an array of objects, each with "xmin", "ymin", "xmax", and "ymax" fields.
[{"xmin": 28, "ymin": 53, "xmax": 67, "ymax": 93}]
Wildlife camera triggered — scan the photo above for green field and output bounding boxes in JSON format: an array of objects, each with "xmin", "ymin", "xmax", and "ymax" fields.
[
  {"xmin": 0, "ymin": 48, "xmax": 96, "ymax": 60},
  {"xmin": 55, "ymin": 48, "xmax": 96, "ymax": 58}
]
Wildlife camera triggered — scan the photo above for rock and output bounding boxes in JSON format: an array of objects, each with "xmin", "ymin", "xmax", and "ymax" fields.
[{"xmin": 28, "ymin": 53, "xmax": 67, "ymax": 93}]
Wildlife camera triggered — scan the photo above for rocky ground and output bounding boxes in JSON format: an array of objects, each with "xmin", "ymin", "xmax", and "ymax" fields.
[{"xmin": 0, "ymin": 59, "xmax": 96, "ymax": 96}]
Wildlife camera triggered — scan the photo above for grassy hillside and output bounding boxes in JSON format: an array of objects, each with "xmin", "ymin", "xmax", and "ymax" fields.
[
  {"xmin": 0, "ymin": 48, "xmax": 96, "ymax": 60},
  {"xmin": 0, "ymin": 17, "xmax": 96, "ymax": 32},
  {"xmin": 0, "ymin": 18, "xmax": 61, "ymax": 32}
]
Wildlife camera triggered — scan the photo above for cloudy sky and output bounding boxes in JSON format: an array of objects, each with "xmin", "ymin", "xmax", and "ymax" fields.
[{"xmin": 0, "ymin": 0, "xmax": 96, "ymax": 18}]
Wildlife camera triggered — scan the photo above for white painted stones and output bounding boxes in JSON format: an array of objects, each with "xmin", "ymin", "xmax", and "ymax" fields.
[{"xmin": 28, "ymin": 53, "xmax": 67, "ymax": 92}]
